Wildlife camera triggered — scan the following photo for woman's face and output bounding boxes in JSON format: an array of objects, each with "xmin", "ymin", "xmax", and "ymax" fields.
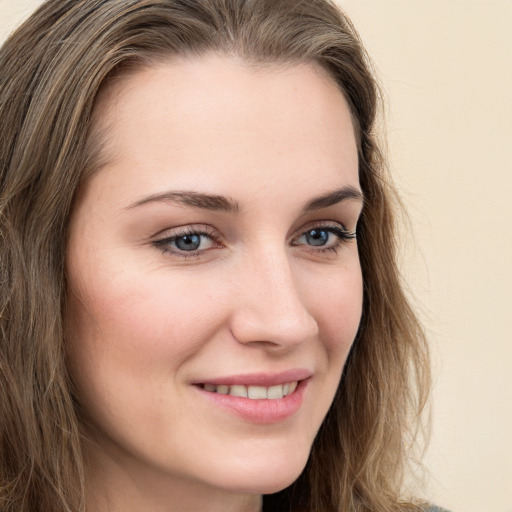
[{"xmin": 66, "ymin": 55, "xmax": 363, "ymax": 510}]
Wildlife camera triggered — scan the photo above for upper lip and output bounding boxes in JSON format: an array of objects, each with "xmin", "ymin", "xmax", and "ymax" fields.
[{"xmin": 192, "ymin": 368, "xmax": 312, "ymax": 387}]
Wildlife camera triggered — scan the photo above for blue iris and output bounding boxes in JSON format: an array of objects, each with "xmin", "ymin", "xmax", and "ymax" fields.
[
  {"xmin": 304, "ymin": 229, "xmax": 329, "ymax": 246},
  {"xmin": 175, "ymin": 234, "xmax": 202, "ymax": 251}
]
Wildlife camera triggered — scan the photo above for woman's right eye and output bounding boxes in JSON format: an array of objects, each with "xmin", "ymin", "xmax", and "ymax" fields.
[{"xmin": 153, "ymin": 227, "xmax": 219, "ymax": 256}]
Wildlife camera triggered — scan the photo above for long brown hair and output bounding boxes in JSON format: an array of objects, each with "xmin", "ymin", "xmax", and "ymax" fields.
[{"xmin": 0, "ymin": 1, "xmax": 430, "ymax": 511}]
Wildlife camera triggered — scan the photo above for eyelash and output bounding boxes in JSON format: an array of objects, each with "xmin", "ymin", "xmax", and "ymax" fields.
[
  {"xmin": 291, "ymin": 224, "xmax": 357, "ymax": 253},
  {"xmin": 152, "ymin": 222, "xmax": 356, "ymax": 258},
  {"xmin": 153, "ymin": 226, "xmax": 220, "ymax": 258}
]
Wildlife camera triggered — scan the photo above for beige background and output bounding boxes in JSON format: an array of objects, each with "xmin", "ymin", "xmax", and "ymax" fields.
[{"xmin": 1, "ymin": 1, "xmax": 511, "ymax": 511}]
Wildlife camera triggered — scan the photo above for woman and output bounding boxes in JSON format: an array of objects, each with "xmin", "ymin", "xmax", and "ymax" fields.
[{"xmin": 0, "ymin": 1, "xmax": 432, "ymax": 511}]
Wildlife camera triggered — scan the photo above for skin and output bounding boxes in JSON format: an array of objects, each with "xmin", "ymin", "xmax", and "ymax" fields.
[{"xmin": 65, "ymin": 55, "xmax": 363, "ymax": 512}]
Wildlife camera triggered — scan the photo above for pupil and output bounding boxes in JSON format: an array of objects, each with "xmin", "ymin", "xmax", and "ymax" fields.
[
  {"xmin": 306, "ymin": 229, "xmax": 328, "ymax": 246},
  {"xmin": 176, "ymin": 234, "xmax": 201, "ymax": 251}
]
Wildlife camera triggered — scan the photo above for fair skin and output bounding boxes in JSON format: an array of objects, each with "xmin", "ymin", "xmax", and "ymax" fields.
[{"xmin": 65, "ymin": 55, "xmax": 363, "ymax": 512}]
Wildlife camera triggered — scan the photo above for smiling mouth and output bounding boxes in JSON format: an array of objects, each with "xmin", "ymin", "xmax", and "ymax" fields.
[{"xmin": 200, "ymin": 381, "xmax": 299, "ymax": 400}]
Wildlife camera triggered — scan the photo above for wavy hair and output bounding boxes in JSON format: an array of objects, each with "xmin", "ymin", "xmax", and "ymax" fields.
[{"xmin": 0, "ymin": 1, "xmax": 430, "ymax": 511}]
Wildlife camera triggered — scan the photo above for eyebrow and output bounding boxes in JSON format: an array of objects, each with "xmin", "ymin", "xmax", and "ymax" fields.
[
  {"xmin": 302, "ymin": 185, "xmax": 364, "ymax": 212},
  {"xmin": 125, "ymin": 185, "xmax": 363, "ymax": 213},
  {"xmin": 126, "ymin": 190, "xmax": 241, "ymax": 213}
]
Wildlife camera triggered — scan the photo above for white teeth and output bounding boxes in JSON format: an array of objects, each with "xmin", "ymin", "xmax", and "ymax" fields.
[
  {"xmin": 202, "ymin": 381, "xmax": 298, "ymax": 399},
  {"xmin": 248, "ymin": 386, "xmax": 267, "ymax": 399},
  {"xmin": 229, "ymin": 385, "xmax": 248, "ymax": 398},
  {"xmin": 267, "ymin": 385, "xmax": 284, "ymax": 399}
]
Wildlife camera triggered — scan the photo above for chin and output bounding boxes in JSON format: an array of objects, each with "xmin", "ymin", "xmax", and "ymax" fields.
[
  {"xmin": 210, "ymin": 444, "xmax": 310, "ymax": 496},
  {"xmin": 221, "ymin": 469, "xmax": 305, "ymax": 496}
]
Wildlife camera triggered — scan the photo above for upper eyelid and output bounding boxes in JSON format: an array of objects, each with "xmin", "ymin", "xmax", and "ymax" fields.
[
  {"xmin": 153, "ymin": 219, "xmax": 349, "ymax": 235},
  {"xmin": 152, "ymin": 223, "xmax": 219, "ymax": 240},
  {"xmin": 293, "ymin": 219, "xmax": 354, "ymax": 235},
  {"xmin": 152, "ymin": 220, "xmax": 354, "ymax": 240}
]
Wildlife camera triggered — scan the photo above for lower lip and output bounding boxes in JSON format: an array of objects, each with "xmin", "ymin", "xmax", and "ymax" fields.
[{"xmin": 195, "ymin": 380, "xmax": 309, "ymax": 424}]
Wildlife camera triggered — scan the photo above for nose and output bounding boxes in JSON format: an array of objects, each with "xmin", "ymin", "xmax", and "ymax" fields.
[{"xmin": 228, "ymin": 246, "xmax": 319, "ymax": 350}]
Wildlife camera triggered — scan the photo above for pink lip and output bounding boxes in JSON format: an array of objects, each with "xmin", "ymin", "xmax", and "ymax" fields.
[
  {"xmin": 193, "ymin": 368, "xmax": 311, "ymax": 387},
  {"xmin": 192, "ymin": 369, "xmax": 311, "ymax": 424}
]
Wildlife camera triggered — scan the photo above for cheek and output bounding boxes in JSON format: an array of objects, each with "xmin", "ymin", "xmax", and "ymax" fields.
[
  {"xmin": 64, "ymin": 265, "xmax": 224, "ymax": 422},
  {"xmin": 67, "ymin": 271, "xmax": 218, "ymax": 370},
  {"xmin": 305, "ymin": 259, "xmax": 363, "ymax": 356},
  {"xmin": 292, "ymin": 259, "xmax": 362, "ymax": 437}
]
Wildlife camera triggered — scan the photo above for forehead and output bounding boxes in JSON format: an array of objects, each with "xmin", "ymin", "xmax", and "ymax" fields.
[
  {"xmin": 91, "ymin": 55, "xmax": 356, "ymax": 159},
  {"xmin": 79, "ymin": 54, "xmax": 359, "ymax": 213}
]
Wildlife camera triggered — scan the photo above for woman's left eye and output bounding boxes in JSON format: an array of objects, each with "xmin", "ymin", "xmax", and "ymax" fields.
[{"xmin": 293, "ymin": 225, "xmax": 356, "ymax": 251}]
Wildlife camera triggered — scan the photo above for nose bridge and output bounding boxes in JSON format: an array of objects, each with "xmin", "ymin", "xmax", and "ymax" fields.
[{"xmin": 230, "ymin": 240, "xmax": 319, "ymax": 347}]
